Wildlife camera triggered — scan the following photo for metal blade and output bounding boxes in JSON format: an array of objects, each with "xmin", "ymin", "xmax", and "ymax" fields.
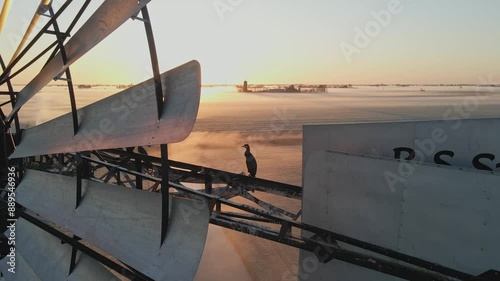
[
  {"xmin": 7, "ymin": 0, "xmax": 52, "ymax": 66},
  {"xmin": 302, "ymin": 150, "xmax": 500, "ymax": 280},
  {"xmin": 16, "ymin": 169, "xmax": 210, "ymax": 281},
  {"xmin": 0, "ymin": 250, "xmax": 42, "ymax": 281},
  {"xmin": 10, "ymin": 60, "xmax": 201, "ymax": 158},
  {"xmin": 0, "ymin": 0, "xmax": 12, "ymax": 36},
  {"xmin": 7, "ymin": 0, "xmax": 152, "ymax": 119},
  {"xmin": 0, "ymin": 218, "xmax": 117, "ymax": 281}
]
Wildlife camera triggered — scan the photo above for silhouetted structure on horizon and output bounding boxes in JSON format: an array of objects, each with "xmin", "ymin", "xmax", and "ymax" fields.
[{"xmin": 243, "ymin": 80, "xmax": 248, "ymax": 92}]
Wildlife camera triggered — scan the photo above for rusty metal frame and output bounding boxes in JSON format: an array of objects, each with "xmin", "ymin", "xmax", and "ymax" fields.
[{"xmin": 23, "ymin": 150, "xmax": 499, "ymax": 281}]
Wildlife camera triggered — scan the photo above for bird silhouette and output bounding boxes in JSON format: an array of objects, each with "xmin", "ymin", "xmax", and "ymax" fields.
[{"xmin": 242, "ymin": 144, "xmax": 257, "ymax": 177}]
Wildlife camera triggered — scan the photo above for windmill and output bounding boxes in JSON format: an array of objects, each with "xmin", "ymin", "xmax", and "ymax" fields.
[
  {"xmin": 0, "ymin": 1, "xmax": 208, "ymax": 280},
  {"xmin": 0, "ymin": 1, "xmax": 498, "ymax": 281}
]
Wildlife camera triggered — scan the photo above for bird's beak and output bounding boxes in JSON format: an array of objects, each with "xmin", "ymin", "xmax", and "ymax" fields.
[{"xmin": 241, "ymin": 145, "xmax": 245, "ymax": 147}]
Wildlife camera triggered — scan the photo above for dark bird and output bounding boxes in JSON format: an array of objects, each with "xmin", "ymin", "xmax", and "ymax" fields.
[{"xmin": 242, "ymin": 144, "xmax": 257, "ymax": 177}]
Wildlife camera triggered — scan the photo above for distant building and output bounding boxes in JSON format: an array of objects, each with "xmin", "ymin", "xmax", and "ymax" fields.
[
  {"xmin": 285, "ymin": 85, "xmax": 300, "ymax": 93},
  {"xmin": 243, "ymin": 80, "xmax": 248, "ymax": 92}
]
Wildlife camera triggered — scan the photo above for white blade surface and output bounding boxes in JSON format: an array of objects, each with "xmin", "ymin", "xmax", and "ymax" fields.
[
  {"xmin": 0, "ymin": 250, "xmax": 41, "ymax": 281},
  {"xmin": 16, "ymin": 169, "xmax": 210, "ymax": 281},
  {"xmin": 10, "ymin": 60, "xmax": 201, "ymax": 158},
  {"xmin": 8, "ymin": 0, "xmax": 151, "ymax": 118},
  {"xmin": 0, "ymin": 218, "xmax": 118, "ymax": 281},
  {"xmin": 301, "ymin": 150, "xmax": 500, "ymax": 280}
]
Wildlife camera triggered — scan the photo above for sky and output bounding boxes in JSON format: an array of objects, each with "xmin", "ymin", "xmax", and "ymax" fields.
[{"xmin": 0, "ymin": 0, "xmax": 499, "ymax": 85}]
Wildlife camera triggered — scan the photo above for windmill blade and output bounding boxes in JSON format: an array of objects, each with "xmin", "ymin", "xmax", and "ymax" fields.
[
  {"xmin": 0, "ymin": 218, "xmax": 118, "ymax": 281},
  {"xmin": 15, "ymin": 169, "xmax": 210, "ymax": 281},
  {"xmin": 0, "ymin": 0, "xmax": 12, "ymax": 36},
  {"xmin": 0, "ymin": 250, "xmax": 42, "ymax": 281},
  {"xmin": 7, "ymin": 0, "xmax": 52, "ymax": 66},
  {"xmin": 10, "ymin": 60, "xmax": 201, "ymax": 158},
  {"xmin": 7, "ymin": 0, "xmax": 152, "ymax": 120}
]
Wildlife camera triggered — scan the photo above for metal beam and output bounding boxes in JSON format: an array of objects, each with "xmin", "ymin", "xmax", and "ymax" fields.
[
  {"xmin": 140, "ymin": 6, "xmax": 164, "ymax": 120},
  {"xmin": 138, "ymin": 5, "xmax": 171, "ymax": 247},
  {"xmin": 160, "ymin": 143, "xmax": 169, "ymax": 246},
  {"xmin": 0, "ymin": 55, "xmax": 19, "ymax": 135},
  {"xmin": 42, "ymin": 0, "xmax": 92, "ymax": 69},
  {"xmin": 0, "ymin": 0, "xmax": 74, "ymax": 84},
  {"xmin": 102, "ymin": 148, "xmax": 302, "ymax": 199},
  {"xmin": 6, "ymin": 0, "xmax": 153, "ymax": 120},
  {"xmin": 48, "ymin": 6, "xmax": 79, "ymax": 135},
  {"xmin": 75, "ymin": 153, "xmax": 82, "ymax": 208}
]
